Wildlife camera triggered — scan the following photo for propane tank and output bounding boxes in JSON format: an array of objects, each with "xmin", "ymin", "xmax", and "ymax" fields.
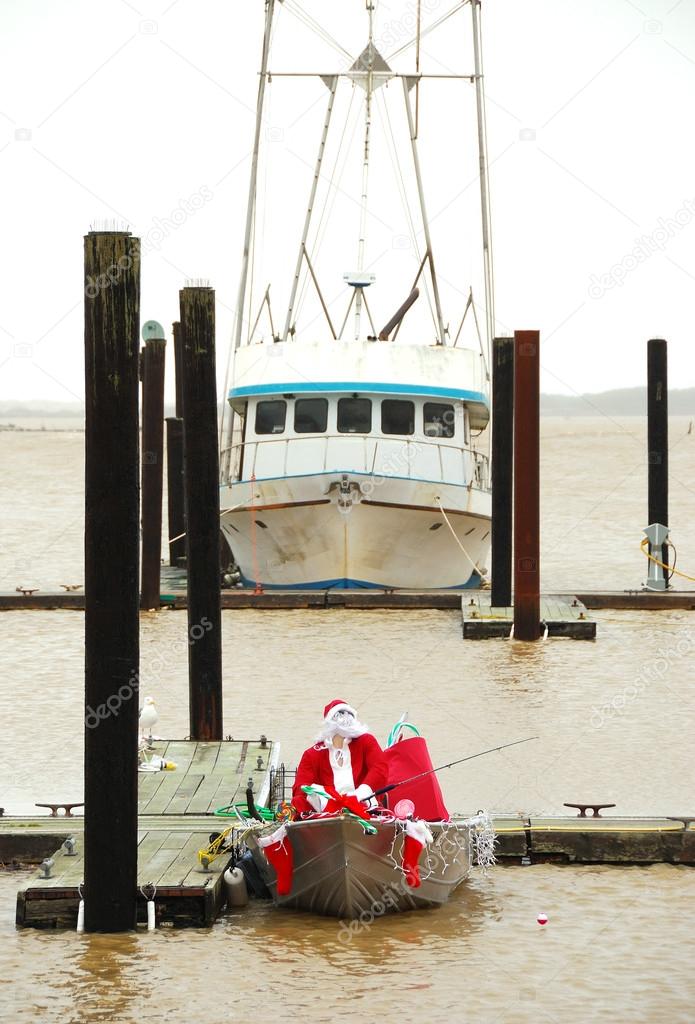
[{"xmin": 224, "ymin": 865, "xmax": 249, "ymax": 908}]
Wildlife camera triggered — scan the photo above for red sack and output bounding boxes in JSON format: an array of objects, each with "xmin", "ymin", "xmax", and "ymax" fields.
[{"xmin": 383, "ymin": 736, "xmax": 449, "ymax": 821}]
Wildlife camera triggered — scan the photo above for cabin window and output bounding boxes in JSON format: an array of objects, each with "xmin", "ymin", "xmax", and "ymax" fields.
[
  {"xmin": 337, "ymin": 397, "xmax": 372, "ymax": 433},
  {"xmin": 294, "ymin": 397, "xmax": 328, "ymax": 433},
  {"xmin": 381, "ymin": 399, "xmax": 414, "ymax": 435},
  {"xmin": 255, "ymin": 400, "xmax": 286, "ymax": 435},
  {"xmin": 423, "ymin": 402, "xmax": 455, "ymax": 438}
]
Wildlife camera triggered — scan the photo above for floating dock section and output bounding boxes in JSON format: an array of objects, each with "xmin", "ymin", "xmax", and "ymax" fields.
[
  {"xmin": 12, "ymin": 738, "xmax": 278, "ymax": 928},
  {"xmin": 461, "ymin": 594, "xmax": 596, "ymax": 639}
]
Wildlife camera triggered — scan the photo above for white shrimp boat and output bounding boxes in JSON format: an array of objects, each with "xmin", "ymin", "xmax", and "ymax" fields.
[{"xmin": 220, "ymin": 1, "xmax": 496, "ymax": 590}]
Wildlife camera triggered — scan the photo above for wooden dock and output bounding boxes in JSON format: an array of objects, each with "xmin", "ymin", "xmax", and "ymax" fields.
[
  {"xmin": 485, "ymin": 815, "xmax": 695, "ymax": 864},
  {"xmin": 461, "ymin": 594, "xmax": 596, "ymax": 639},
  {"xmin": 12, "ymin": 738, "xmax": 278, "ymax": 929},
  {"xmin": 7, "ymin": 810, "xmax": 694, "ymax": 927},
  {"xmin": 2, "ymin": 572, "xmax": 693, "ymax": 613}
]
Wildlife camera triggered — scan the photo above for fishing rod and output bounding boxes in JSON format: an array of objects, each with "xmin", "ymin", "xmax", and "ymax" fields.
[{"xmin": 371, "ymin": 736, "xmax": 539, "ymax": 799}]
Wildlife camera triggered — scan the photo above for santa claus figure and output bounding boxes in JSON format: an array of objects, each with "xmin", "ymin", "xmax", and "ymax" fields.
[{"xmin": 292, "ymin": 700, "xmax": 388, "ymax": 815}]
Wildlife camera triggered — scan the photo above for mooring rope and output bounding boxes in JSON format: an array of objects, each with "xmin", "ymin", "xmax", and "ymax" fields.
[{"xmin": 435, "ymin": 498, "xmax": 480, "ymax": 574}]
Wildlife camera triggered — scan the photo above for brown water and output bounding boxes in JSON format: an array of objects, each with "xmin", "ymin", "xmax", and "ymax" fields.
[
  {"xmin": 2, "ymin": 415, "xmax": 695, "ymax": 593},
  {"xmin": 1, "ymin": 418, "xmax": 695, "ymax": 1023}
]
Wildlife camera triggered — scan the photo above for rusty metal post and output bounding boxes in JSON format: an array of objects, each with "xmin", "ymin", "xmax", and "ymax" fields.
[
  {"xmin": 491, "ymin": 336, "xmax": 514, "ymax": 608},
  {"xmin": 141, "ymin": 335, "xmax": 166, "ymax": 609},
  {"xmin": 513, "ymin": 330, "xmax": 540, "ymax": 640},
  {"xmin": 647, "ymin": 338, "xmax": 669, "ymax": 584},
  {"xmin": 179, "ymin": 286, "xmax": 223, "ymax": 740},
  {"xmin": 83, "ymin": 230, "xmax": 140, "ymax": 931}
]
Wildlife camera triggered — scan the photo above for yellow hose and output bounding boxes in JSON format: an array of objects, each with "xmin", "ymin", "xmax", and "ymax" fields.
[
  {"xmin": 494, "ymin": 824, "xmax": 684, "ymax": 833},
  {"xmin": 640, "ymin": 537, "xmax": 695, "ymax": 583}
]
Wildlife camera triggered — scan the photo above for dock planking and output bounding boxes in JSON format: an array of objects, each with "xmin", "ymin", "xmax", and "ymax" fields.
[
  {"xmin": 461, "ymin": 594, "xmax": 596, "ymax": 639},
  {"xmin": 14, "ymin": 738, "xmax": 278, "ymax": 928}
]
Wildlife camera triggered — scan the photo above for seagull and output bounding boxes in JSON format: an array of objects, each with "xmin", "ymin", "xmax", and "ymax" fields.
[
  {"xmin": 15, "ymin": 586, "xmax": 39, "ymax": 596},
  {"xmin": 139, "ymin": 696, "xmax": 159, "ymax": 742},
  {"xmin": 60, "ymin": 584, "xmax": 82, "ymax": 592}
]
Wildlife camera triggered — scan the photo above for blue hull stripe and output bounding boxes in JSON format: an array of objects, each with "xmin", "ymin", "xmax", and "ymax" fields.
[
  {"xmin": 238, "ymin": 572, "xmax": 483, "ymax": 591},
  {"xmin": 229, "ymin": 380, "xmax": 489, "ymax": 407}
]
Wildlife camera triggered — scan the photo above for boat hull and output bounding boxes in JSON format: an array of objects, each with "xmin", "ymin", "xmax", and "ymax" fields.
[
  {"xmin": 248, "ymin": 816, "xmax": 471, "ymax": 918},
  {"xmin": 220, "ymin": 475, "xmax": 491, "ymax": 589}
]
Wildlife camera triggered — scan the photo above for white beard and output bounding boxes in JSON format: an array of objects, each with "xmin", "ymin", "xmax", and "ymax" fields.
[{"xmin": 314, "ymin": 717, "xmax": 369, "ymax": 746}]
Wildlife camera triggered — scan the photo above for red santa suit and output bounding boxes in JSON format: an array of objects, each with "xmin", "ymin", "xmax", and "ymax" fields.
[{"xmin": 292, "ymin": 701, "xmax": 388, "ymax": 815}]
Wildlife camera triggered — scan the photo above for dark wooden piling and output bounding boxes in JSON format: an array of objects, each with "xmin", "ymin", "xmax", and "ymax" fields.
[
  {"xmin": 166, "ymin": 416, "xmax": 186, "ymax": 567},
  {"xmin": 173, "ymin": 320, "xmax": 184, "ymax": 419},
  {"xmin": 513, "ymin": 330, "xmax": 541, "ymax": 641},
  {"xmin": 179, "ymin": 286, "xmax": 223, "ymax": 740},
  {"xmin": 491, "ymin": 336, "xmax": 514, "ymax": 608},
  {"xmin": 647, "ymin": 338, "xmax": 669, "ymax": 584},
  {"xmin": 141, "ymin": 335, "xmax": 166, "ymax": 609},
  {"xmin": 83, "ymin": 230, "xmax": 140, "ymax": 931}
]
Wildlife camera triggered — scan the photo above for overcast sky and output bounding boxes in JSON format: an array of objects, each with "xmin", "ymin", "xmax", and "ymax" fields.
[{"xmin": 1, "ymin": 0, "xmax": 693, "ymax": 404}]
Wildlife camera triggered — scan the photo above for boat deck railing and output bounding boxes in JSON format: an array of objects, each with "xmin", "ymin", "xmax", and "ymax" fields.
[{"xmin": 221, "ymin": 434, "xmax": 489, "ymax": 489}]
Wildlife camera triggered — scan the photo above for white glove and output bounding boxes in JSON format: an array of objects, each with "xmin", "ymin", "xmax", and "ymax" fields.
[
  {"xmin": 306, "ymin": 785, "xmax": 328, "ymax": 812},
  {"xmin": 354, "ymin": 784, "xmax": 377, "ymax": 809}
]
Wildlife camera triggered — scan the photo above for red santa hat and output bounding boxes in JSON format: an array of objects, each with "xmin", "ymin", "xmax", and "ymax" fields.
[{"xmin": 323, "ymin": 699, "xmax": 356, "ymax": 720}]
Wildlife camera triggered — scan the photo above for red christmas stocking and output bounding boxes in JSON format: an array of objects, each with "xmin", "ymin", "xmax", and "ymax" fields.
[
  {"xmin": 402, "ymin": 833, "xmax": 425, "ymax": 888},
  {"xmin": 259, "ymin": 826, "xmax": 294, "ymax": 895},
  {"xmin": 402, "ymin": 820, "xmax": 433, "ymax": 888}
]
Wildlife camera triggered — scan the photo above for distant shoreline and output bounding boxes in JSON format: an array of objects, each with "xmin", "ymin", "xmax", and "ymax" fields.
[{"xmin": 1, "ymin": 386, "xmax": 693, "ymax": 424}]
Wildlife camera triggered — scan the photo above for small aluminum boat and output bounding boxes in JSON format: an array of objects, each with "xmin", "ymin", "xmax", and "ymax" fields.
[{"xmin": 247, "ymin": 813, "xmax": 477, "ymax": 919}]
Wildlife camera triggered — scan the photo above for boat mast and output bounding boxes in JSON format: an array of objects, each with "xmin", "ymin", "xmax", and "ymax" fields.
[
  {"xmin": 471, "ymin": 0, "xmax": 495, "ymax": 363},
  {"xmin": 353, "ymin": 1, "xmax": 375, "ymax": 341},
  {"xmin": 221, "ymin": 0, "xmax": 275, "ymax": 476},
  {"xmin": 233, "ymin": 0, "xmax": 275, "ymax": 354}
]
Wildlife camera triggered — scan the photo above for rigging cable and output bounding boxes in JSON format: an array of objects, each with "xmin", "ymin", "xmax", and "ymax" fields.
[
  {"xmin": 294, "ymin": 88, "xmax": 359, "ymax": 329},
  {"xmin": 376, "ymin": 89, "xmax": 437, "ymax": 337},
  {"xmin": 282, "ymin": 0, "xmax": 354, "ymax": 63},
  {"xmin": 387, "ymin": 1, "xmax": 468, "ymax": 61}
]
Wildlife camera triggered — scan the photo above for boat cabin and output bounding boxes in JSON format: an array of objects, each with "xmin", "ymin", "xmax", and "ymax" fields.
[{"xmin": 223, "ymin": 340, "xmax": 490, "ymax": 491}]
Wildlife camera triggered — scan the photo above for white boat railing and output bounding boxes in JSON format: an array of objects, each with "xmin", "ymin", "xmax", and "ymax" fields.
[{"xmin": 220, "ymin": 434, "xmax": 490, "ymax": 489}]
